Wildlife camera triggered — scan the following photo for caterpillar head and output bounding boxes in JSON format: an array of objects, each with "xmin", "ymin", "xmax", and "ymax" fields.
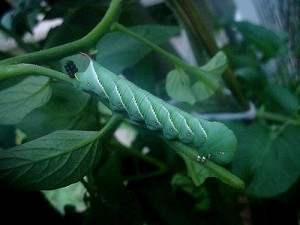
[
  {"xmin": 64, "ymin": 53, "xmax": 93, "ymax": 79},
  {"xmin": 63, "ymin": 54, "xmax": 100, "ymax": 92},
  {"xmin": 64, "ymin": 61, "xmax": 78, "ymax": 78}
]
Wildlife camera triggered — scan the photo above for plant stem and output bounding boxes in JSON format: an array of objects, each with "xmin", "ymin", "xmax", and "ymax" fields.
[
  {"xmin": 96, "ymin": 113, "xmax": 123, "ymax": 140},
  {"xmin": 166, "ymin": 0, "xmax": 219, "ymax": 55},
  {"xmin": 257, "ymin": 110, "xmax": 300, "ymax": 125},
  {"xmin": 113, "ymin": 23, "xmax": 218, "ymax": 91},
  {"xmin": 0, "ymin": 64, "xmax": 74, "ymax": 83},
  {"xmin": 110, "ymin": 141, "xmax": 168, "ymax": 181},
  {"xmin": 165, "ymin": 140, "xmax": 245, "ymax": 190},
  {"xmin": 0, "ymin": 0, "xmax": 122, "ymax": 65},
  {"xmin": 166, "ymin": 0, "xmax": 250, "ymax": 110}
]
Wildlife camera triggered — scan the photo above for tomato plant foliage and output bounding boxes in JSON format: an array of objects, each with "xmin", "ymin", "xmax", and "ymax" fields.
[{"xmin": 0, "ymin": 0, "xmax": 299, "ymax": 224}]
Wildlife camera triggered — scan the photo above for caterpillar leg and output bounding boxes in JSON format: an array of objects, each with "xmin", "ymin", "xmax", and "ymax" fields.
[{"xmin": 196, "ymin": 154, "xmax": 212, "ymax": 163}]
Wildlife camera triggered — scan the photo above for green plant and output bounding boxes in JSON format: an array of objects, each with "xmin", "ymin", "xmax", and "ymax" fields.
[{"xmin": 0, "ymin": 0, "xmax": 299, "ymax": 224}]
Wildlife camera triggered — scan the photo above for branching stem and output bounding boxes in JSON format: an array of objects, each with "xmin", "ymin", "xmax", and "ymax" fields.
[
  {"xmin": 0, "ymin": 63, "xmax": 74, "ymax": 83},
  {"xmin": 0, "ymin": 0, "xmax": 122, "ymax": 65},
  {"xmin": 113, "ymin": 23, "xmax": 218, "ymax": 91},
  {"xmin": 96, "ymin": 113, "xmax": 123, "ymax": 140}
]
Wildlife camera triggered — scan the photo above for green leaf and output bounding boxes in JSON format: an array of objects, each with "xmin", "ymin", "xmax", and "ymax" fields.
[
  {"xmin": 236, "ymin": 21, "xmax": 285, "ymax": 59},
  {"xmin": 0, "ymin": 125, "xmax": 16, "ymax": 148},
  {"xmin": 265, "ymin": 82, "xmax": 299, "ymax": 115},
  {"xmin": 0, "ymin": 11, "xmax": 13, "ymax": 37},
  {"xmin": 199, "ymin": 51, "xmax": 228, "ymax": 78},
  {"xmin": 171, "ymin": 173, "xmax": 211, "ymax": 211},
  {"xmin": 11, "ymin": 1, "xmax": 42, "ymax": 35},
  {"xmin": 43, "ymin": 6, "xmax": 106, "ymax": 48},
  {"xmin": 0, "ymin": 76, "xmax": 52, "ymax": 125},
  {"xmin": 192, "ymin": 51, "xmax": 227, "ymax": 101},
  {"xmin": 181, "ymin": 154, "xmax": 212, "ymax": 186},
  {"xmin": 167, "ymin": 140, "xmax": 243, "ymax": 189},
  {"xmin": 0, "ymin": 130, "xmax": 101, "ymax": 190},
  {"xmin": 171, "ymin": 173, "xmax": 194, "ymax": 190},
  {"xmin": 191, "ymin": 81, "xmax": 215, "ymax": 101},
  {"xmin": 123, "ymin": 54, "xmax": 156, "ymax": 93},
  {"xmin": 96, "ymin": 25, "xmax": 179, "ymax": 74},
  {"xmin": 19, "ymin": 82, "xmax": 98, "ymax": 141},
  {"xmin": 166, "ymin": 52, "xmax": 227, "ymax": 103},
  {"xmin": 166, "ymin": 67, "xmax": 196, "ymax": 104},
  {"xmin": 231, "ymin": 123, "xmax": 300, "ymax": 197}
]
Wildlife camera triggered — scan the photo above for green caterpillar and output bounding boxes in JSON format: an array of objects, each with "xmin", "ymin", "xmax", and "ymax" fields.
[{"xmin": 64, "ymin": 54, "xmax": 237, "ymax": 165}]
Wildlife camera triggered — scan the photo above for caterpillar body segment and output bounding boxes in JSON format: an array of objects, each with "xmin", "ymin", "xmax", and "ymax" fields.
[
  {"xmin": 109, "ymin": 84, "xmax": 126, "ymax": 111},
  {"xmin": 66, "ymin": 56, "xmax": 237, "ymax": 165},
  {"xmin": 117, "ymin": 81, "xmax": 144, "ymax": 122}
]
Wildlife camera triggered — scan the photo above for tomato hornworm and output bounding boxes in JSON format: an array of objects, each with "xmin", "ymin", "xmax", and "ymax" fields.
[{"xmin": 64, "ymin": 54, "xmax": 237, "ymax": 165}]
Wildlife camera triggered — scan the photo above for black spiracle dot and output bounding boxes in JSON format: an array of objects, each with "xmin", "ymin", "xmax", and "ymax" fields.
[{"xmin": 64, "ymin": 61, "xmax": 78, "ymax": 78}]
